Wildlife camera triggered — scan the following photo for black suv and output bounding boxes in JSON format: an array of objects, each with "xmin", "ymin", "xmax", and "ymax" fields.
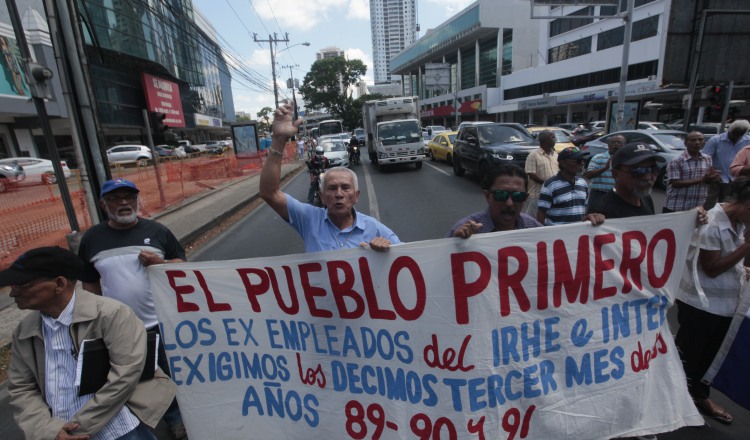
[{"xmin": 453, "ymin": 123, "xmax": 538, "ymax": 183}]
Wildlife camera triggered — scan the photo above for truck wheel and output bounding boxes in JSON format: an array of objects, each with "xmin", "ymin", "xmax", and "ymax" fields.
[
  {"xmin": 415, "ymin": 161, "xmax": 423, "ymax": 169},
  {"xmin": 453, "ymin": 155, "xmax": 465, "ymax": 177}
]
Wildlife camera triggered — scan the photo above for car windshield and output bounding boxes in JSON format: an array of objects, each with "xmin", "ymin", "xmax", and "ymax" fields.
[
  {"xmin": 478, "ymin": 126, "xmax": 533, "ymax": 144},
  {"xmin": 321, "ymin": 141, "xmax": 346, "ymax": 152},
  {"xmin": 547, "ymin": 130, "xmax": 570, "ymax": 142},
  {"xmin": 645, "ymin": 123, "xmax": 670, "ymax": 130},
  {"xmin": 653, "ymin": 133, "xmax": 687, "ymax": 150}
]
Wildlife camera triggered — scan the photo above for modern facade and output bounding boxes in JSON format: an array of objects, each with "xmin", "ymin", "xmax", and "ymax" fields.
[
  {"xmin": 392, "ymin": 0, "xmax": 748, "ymax": 129},
  {"xmin": 370, "ymin": 0, "xmax": 417, "ymax": 84},
  {"xmin": 0, "ymin": 0, "xmax": 235, "ymax": 162}
]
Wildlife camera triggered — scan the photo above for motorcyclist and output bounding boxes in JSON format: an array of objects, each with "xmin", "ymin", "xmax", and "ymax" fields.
[
  {"xmin": 348, "ymin": 136, "xmax": 361, "ymax": 165},
  {"xmin": 307, "ymin": 146, "xmax": 330, "ymax": 204}
]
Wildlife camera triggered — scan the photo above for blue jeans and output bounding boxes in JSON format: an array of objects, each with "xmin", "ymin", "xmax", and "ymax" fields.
[{"xmin": 117, "ymin": 423, "xmax": 156, "ymax": 440}]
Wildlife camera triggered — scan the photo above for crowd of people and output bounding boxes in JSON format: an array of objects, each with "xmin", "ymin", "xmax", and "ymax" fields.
[{"xmin": 2, "ymin": 102, "xmax": 749, "ymax": 440}]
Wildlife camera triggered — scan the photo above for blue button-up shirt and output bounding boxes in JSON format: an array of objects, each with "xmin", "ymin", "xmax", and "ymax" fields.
[
  {"xmin": 702, "ymin": 132, "xmax": 750, "ymax": 182},
  {"xmin": 286, "ymin": 194, "xmax": 401, "ymax": 253}
]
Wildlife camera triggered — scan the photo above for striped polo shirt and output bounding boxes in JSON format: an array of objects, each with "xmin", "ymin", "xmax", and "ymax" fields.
[
  {"xmin": 586, "ymin": 151, "xmax": 615, "ymax": 192},
  {"xmin": 538, "ymin": 174, "xmax": 589, "ymax": 225}
]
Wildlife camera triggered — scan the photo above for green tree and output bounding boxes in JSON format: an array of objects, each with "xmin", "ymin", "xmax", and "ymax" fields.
[
  {"xmin": 299, "ymin": 57, "xmax": 367, "ymax": 126},
  {"xmin": 256, "ymin": 106, "xmax": 273, "ymax": 133}
]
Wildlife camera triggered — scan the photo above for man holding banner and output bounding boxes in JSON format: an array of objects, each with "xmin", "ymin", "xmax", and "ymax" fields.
[{"xmin": 260, "ymin": 103, "xmax": 400, "ymax": 252}]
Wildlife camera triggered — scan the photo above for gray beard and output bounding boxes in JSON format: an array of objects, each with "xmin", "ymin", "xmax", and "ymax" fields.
[
  {"xmin": 633, "ymin": 181, "xmax": 653, "ymax": 199},
  {"xmin": 106, "ymin": 205, "xmax": 138, "ymax": 224}
]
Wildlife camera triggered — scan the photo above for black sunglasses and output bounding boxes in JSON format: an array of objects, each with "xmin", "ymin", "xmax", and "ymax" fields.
[
  {"xmin": 628, "ymin": 166, "xmax": 660, "ymax": 178},
  {"xmin": 490, "ymin": 190, "xmax": 529, "ymax": 203}
]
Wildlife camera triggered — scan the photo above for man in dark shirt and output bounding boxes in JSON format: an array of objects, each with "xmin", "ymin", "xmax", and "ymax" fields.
[
  {"xmin": 588, "ymin": 142, "xmax": 665, "ymax": 218},
  {"xmin": 447, "ymin": 164, "xmax": 541, "ymax": 237}
]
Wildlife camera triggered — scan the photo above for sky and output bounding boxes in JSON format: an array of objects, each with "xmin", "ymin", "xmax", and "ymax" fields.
[{"xmin": 193, "ymin": 0, "xmax": 475, "ymax": 118}]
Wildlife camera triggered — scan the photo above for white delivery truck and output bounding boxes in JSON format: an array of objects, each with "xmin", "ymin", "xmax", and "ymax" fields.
[{"xmin": 362, "ymin": 96, "xmax": 426, "ymax": 170}]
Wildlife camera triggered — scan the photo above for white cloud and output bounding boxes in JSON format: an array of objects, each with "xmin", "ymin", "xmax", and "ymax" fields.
[
  {"xmin": 345, "ymin": 47, "xmax": 373, "ymax": 83},
  {"xmin": 348, "ymin": 0, "xmax": 370, "ymax": 19},
  {"xmin": 424, "ymin": 0, "xmax": 474, "ymax": 19},
  {"xmin": 253, "ymin": 0, "xmax": 354, "ymax": 31}
]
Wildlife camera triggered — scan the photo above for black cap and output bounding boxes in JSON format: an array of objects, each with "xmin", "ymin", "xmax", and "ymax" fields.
[
  {"xmin": 612, "ymin": 142, "xmax": 666, "ymax": 168},
  {"xmin": 0, "ymin": 246, "xmax": 83, "ymax": 286},
  {"xmin": 558, "ymin": 146, "xmax": 589, "ymax": 161}
]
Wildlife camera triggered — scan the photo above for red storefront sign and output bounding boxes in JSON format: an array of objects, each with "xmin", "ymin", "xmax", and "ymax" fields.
[
  {"xmin": 421, "ymin": 105, "xmax": 455, "ymax": 118},
  {"xmin": 459, "ymin": 99, "xmax": 483, "ymax": 114},
  {"xmin": 142, "ymin": 73, "xmax": 186, "ymax": 128}
]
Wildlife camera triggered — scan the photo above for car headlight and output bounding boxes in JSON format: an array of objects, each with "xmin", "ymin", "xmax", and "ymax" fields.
[{"xmin": 492, "ymin": 153, "xmax": 513, "ymax": 160}]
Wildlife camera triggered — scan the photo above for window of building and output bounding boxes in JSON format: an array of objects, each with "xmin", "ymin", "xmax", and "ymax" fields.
[
  {"xmin": 461, "ymin": 47, "xmax": 476, "ymax": 89},
  {"xmin": 549, "ymin": 7, "xmax": 594, "ymax": 37},
  {"xmin": 478, "ymin": 38, "xmax": 497, "ymax": 87},
  {"xmin": 548, "ymin": 36, "xmax": 592, "ymax": 63},
  {"xmin": 504, "ymin": 60, "xmax": 658, "ymax": 100},
  {"xmin": 597, "ymin": 15, "xmax": 659, "ymax": 51},
  {"xmin": 502, "ymin": 29, "xmax": 513, "ymax": 75}
]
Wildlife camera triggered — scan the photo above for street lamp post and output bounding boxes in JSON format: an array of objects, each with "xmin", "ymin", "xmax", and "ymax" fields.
[{"xmin": 253, "ymin": 34, "xmax": 310, "ymax": 108}]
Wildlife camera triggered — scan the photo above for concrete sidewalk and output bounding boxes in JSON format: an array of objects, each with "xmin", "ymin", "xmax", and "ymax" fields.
[{"xmin": 0, "ymin": 161, "xmax": 304, "ymax": 346}]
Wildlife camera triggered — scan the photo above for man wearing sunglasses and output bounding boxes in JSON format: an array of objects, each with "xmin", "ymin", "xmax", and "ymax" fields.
[
  {"xmin": 587, "ymin": 142, "xmax": 665, "ymax": 218},
  {"xmin": 447, "ymin": 165, "xmax": 542, "ymax": 238}
]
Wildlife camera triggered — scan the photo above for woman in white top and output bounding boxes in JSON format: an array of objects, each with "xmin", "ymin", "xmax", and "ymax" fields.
[{"xmin": 676, "ymin": 177, "xmax": 750, "ymax": 425}]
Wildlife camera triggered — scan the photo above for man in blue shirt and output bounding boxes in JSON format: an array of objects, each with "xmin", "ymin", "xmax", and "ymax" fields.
[
  {"xmin": 260, "ymin": 103, "xmax": 400, "ymax": 253},
  {"xmin": 702, "ymin": 119, "xmax": 750, "ymax": 207}
]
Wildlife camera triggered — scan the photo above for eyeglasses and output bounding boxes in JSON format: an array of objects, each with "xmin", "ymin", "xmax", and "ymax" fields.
[
  {"xmin": 103, "ymin": 193, "xmax": 138, "ymax": 203},
  {"xmin": 490, "ymin": 190, "xmax": 529, "ymax": 203},
  {"xmin": 628, "ymin": 166, "xmax": 660, "ymax": 178}
]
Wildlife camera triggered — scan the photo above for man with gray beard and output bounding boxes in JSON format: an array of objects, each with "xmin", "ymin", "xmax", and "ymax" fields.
[
  {"xmin": 78, "ymin": 178, "xmax": 188, "ymax": 439},
  {"xmin": 587, "ymin": 142, "xmax": 665, "ymax": 218}
]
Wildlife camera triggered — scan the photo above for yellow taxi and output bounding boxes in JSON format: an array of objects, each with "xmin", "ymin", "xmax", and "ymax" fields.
[
  {"xmin": 426, "ymin": 131, "xmax": 458, "ymax": 163},
  {"xmin": 527, "ymin": 126, "xmax": 574, "ymax": 152}
]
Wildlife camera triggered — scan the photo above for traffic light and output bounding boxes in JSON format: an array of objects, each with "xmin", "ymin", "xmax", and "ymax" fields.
[
  {"xmin": 708, "ymin": 85, "xmax": 725, "ymax": 106},
  {"xmin": 150, "ymin": 111, "xmax": 168, "ymax": 134}
]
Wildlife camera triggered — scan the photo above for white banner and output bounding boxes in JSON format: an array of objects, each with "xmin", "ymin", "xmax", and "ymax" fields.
[{"xmin": 150, "ymin": 213, "xmax": 704, "ymax": 439}]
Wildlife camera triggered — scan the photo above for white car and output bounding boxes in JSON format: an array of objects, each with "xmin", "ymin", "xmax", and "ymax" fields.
[
  {"xmin": 106, "ymin": 145, "xmax": 152, "ymax": 166},
  {"xmin": 0, "ymin": 157, "xmax": 71, "ymax": 184},
  {"xmin": 319, "ymin": 138, "xmax": 350, "ymax": 168}
]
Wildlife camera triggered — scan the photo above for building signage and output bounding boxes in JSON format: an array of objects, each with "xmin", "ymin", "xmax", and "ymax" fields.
[
  {"xmin": 142, "ymin": 73, "xmax": 186, "ymax": 128},
  {"xmin": 195, "ymin": 113, "xmax": 223, "ymax": 127},
  {"xmin": 421, "ymin": 104, "xmax": 455, "ymax": 118},
  {"xmin": 459, "ymin": 99, "xmax": 482, "ymax": 113},
  {"xmin": 557, "ymin": 82, "xmax": 659, "ymax": 105},
  {"xmin": 519, "ymin": 96, "xmax": 557, "ymax": 110}
]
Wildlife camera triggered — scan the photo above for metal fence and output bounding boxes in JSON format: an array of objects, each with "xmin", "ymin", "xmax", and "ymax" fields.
[{"xmin": 0, "ymin": 143, "xmax": 296, "ymax": 269}]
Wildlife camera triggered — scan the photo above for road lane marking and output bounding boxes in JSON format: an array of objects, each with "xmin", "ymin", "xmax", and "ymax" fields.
[
  {"xmin": 425, "ymin": 161, "xmax": 451, "ymax": 176},
  {"xmin": 362, "ymin": 162, "xmax": 381, "ymax": 220}
]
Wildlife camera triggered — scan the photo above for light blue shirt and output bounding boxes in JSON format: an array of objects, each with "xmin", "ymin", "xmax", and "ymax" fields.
[
  {"xmin": 285, "ymin": 193, "xmax": 401, "ymax": 253},
  {"xmin": 42, "ymin": 292, "xmax": 140, "ymax": 439},
  {"xmin": 702, "ymin": 132, "xmax": 750, "ymax": 182}
]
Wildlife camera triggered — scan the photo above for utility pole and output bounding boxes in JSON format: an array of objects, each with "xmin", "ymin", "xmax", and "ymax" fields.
[
  {"xmin": 282, "ymin": 64, "xmax": 299, "ymax": 120},
  {"xmin": 6, "ymin": 0, "xmax": 79, "ymax": 233},
  {"xmin": 254, "ymin": 33, "xmax": 289, "ymax": 108}
]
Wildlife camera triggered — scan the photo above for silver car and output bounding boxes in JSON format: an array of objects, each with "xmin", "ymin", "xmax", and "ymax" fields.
[
  {"xmin": 581, "ymin": 130, "xmax": 688, "ymax": 188},
  {"xmin": 319, "ymin": 139, "xmax": 350, "ymax": 168},
  {"xmin": 106, "ymin": 145, "xmax": 153, "ymax": 166},
  {"xmin": 0, "ymin": 159, "xmax": 26, "ymax": 192}
]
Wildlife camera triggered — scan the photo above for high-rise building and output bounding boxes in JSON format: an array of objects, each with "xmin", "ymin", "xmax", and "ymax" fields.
[
  {"xmin": 370, "ymin": 0, "xmax": 417, "ymax": 84},
  {"xmin": 316, "ymin": 47, "xmax": 345, "ymax": 60}
]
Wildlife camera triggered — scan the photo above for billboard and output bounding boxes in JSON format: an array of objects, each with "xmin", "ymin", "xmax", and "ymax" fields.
[
  {"xmin": 0, "ymin": 34, "xmax": 30, "ymax": 97},
  {"xmin": 142, "ymin": 73, "xmax": 186, "ymax": 127},
  {"xmin": 663, "ymin": 2, "xmax": 750, "ymax": 85}
]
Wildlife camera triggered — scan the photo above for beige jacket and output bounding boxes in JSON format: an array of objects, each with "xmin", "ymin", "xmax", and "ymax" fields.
[{"xmin": 9, "ymin": 289, "xmax": 176, "ymax": 439}]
